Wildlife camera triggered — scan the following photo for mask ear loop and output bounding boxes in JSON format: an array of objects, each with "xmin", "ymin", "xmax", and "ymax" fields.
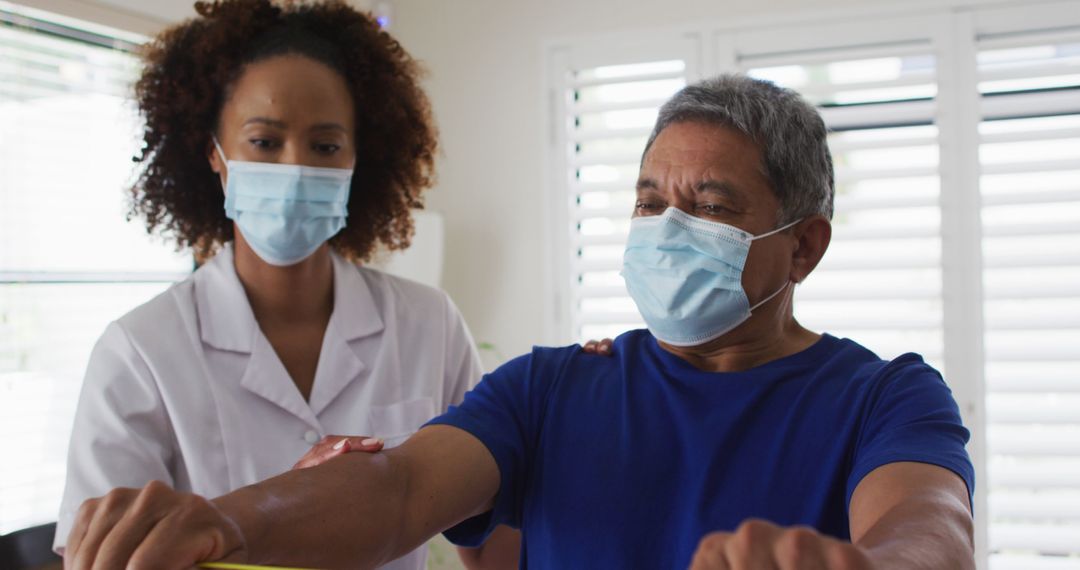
[
  {"xmin": 749, "ymin": 281, "xmax": 791, "ymax": 312},
  {"xmin": 747, "ymin": 217, "xmax": 803, "ymax": 312},
  {"xmin": 211, "ymin": 136, "xmax": 228, "ymax": 165},
  {"xmin": 749, "ymin": 217, "xmax": 803, "ymax": 241}
]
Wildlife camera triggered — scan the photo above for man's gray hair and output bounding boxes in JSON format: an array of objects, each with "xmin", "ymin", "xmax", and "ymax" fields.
[{"xmin": 644, "ymin": 74, "xmax": 834, "ymax": 222}]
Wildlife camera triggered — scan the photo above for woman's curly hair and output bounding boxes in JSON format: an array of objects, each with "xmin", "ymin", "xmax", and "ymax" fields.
[{"xmin": 130, "ymin": 0, "xmax": 436, "ymax": 261}]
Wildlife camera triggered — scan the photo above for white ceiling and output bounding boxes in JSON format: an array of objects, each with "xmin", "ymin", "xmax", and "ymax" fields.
[
  {"xmin": 84, "ymin": 0, "xmax": 193, "ymax": 25},
  {"xmin": 81, "ymin": 0, "xmax": 375, "ymax": 27}
]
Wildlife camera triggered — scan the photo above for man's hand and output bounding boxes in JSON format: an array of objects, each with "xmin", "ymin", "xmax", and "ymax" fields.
[
  {"xmin": 65, "ymin": 480, "xmax": 246, "ymax": 570},
  {"xmin": 292, "ymin": 435, "xmax": 385, "ymax": 470},
  {"xmin": 689, "ymin": 519, "xmax": 873, "ymax": 570}
]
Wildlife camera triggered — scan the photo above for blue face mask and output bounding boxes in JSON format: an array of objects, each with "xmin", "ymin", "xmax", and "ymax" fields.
[
  {"xmin": 213, "ymin": 138, "xmax": 353, "ymax": 266},
  {"xmin": 621, "ymin": 207, "xmax": 801, "ymax": 347}
]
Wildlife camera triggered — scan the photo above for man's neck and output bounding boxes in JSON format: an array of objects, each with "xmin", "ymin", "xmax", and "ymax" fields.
[
  {"xmin": 658, "ymin": 294, "xmax": 821, "ymax": 373},
  {"xmin": 232, "ymin": 235, "xmax": 335, "ymax": 328}
]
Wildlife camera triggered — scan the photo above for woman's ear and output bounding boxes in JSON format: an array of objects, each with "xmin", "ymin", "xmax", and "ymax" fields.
[
  {"xmin": 790, "ymin": 215, "xmax": 831, "ymax": 284},
  {"xmin": 207, "ymin": 139, "xmax": 223, "ymax": 175}
]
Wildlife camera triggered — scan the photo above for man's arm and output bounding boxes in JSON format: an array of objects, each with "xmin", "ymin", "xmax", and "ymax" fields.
[
  {"xmin": 65, "ymin": 425, "xmax": 499, "ymax": 570},
  {"xmin": 456, "ymin": 526, "xmax": 522, "ymax": 570},
  {"xmin": 850, "ymin": 461, "xmax": 973, "ymax": 569},
  {"xmin": 688, "ymin": 461, "xmax": 973, "ymax": 570}
]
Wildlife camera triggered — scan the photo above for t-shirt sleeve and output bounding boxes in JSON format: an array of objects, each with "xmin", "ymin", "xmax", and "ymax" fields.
[
  {"xmin": 847, "ymin": 356, "xmax": 975, "ymax": 510},
  {"xmin": 424, "ymin": 348, "xmax": 559, "ymax": 547}
]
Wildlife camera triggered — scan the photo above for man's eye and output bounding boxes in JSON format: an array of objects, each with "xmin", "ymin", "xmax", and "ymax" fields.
[
  {"xmin": 635, "ymin": 201, "xmax": 662, "ymax": 212},
  {"xmin": 698, "ymin": 204, "xmax": 729, "ymax": 215}
]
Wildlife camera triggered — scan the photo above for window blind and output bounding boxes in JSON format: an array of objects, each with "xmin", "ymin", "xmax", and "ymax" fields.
[
  {"xmin": 562, "ymin": 58, "xmax": 689, "ymax": 341},
  {"xmin": 0, "ymin": 7, "xmax": 190, "ymax": 534},
  {"xmin": 977, "ymin": 29, "xmax": 1080, "ymax": 570},
  {"xmin": 743, "ymin": 45, "xmax": 946, "ymax": 368}
]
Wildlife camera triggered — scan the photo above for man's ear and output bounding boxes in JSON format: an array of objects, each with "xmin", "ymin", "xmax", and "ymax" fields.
[{"xmin": 790, "ymin": 215, "xmax": 831, "ymax": 284}]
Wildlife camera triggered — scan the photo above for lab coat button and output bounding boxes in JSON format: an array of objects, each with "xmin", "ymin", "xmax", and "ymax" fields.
[{"xmin": 304, "ymin": 430, "xmax": 319, "ymax": 444}]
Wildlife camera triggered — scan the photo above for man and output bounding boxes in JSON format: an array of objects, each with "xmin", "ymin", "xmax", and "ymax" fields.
[{"xmin": 65, "ymin": 74, "xmax": 975, "ymax": 570}]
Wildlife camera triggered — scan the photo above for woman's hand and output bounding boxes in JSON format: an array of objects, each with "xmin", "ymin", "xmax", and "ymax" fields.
[
  {"xmin": 581, "ymin": 338, "xmax": 614, "ymax": 356},
  {"xmin": 292, "ymin": 435, "xmax": 385, "ymax": 470}
]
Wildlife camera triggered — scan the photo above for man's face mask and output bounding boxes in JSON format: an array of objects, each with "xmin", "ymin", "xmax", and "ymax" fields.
[{"xmin": 621, "ymin": 207, "xmax": 800, "ymax": 347}]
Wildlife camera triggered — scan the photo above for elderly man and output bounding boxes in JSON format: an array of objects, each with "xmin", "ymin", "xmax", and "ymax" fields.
[{"xmin": 65, "ymin": 75, "xmax": 974, "ymax": 570}]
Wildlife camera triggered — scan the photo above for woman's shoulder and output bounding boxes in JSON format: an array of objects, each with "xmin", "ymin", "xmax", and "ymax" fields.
[
  {"xmin": 348, "ymin": 262, "xmax": 457, "ymax": 315},
  {"xmin": 111, "ymin": 276, "xmax": 199, "ymax": 346}
]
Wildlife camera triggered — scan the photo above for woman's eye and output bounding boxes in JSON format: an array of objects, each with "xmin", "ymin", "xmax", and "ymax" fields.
[
  {"xmin": 313, "ymin": 143, "xmax": 341, "ymax": 155},
  {"xmin": 249, "ymin": 138, "xmax": 277, "ymax": 150}
]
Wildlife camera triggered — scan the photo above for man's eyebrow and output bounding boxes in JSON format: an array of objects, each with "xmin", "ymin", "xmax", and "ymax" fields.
[
  {"xmin": 243, "ymin": 117, "xmax": 287, "ymax": 128},
  {"xmin": 635, "ymin": 178, "xmax": 659, "ymax": 191},
  {"xmin": 695, "ymin": 179, "xmax": 745, "ymax": 202}
]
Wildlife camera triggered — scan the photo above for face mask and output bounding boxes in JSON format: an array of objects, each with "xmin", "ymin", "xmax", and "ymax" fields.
[
  {"xmin": 621, "ymin": 207, "xmax": 801, "ymax": 347},
  {"xmin": 213, "ymin": 138, "xmax": 353, "ymax": 266}
]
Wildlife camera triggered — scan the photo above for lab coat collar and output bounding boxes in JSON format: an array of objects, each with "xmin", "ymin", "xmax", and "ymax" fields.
[
  {"xmin": 327, "ymin": 248, "xmax": 385, "ymax": 342},
  {"xmin": 194, "ymin": 244, "xmax": 257, "ymax": 353},
  {"xmin": 307, "ymin": 252, "xmax": 384, "ymax": 415},
  {"xmin": 194, "ymin": 244, "xmax": 385, "ymax": 353},
  {"xmin": 194, "ymin": 244, "xmax": 384, "ymax": 421}
]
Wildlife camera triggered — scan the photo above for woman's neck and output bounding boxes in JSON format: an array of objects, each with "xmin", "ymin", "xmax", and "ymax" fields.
[{"xmin": 232, "ymin": 233, "xmax": 335, "ymax": 327}]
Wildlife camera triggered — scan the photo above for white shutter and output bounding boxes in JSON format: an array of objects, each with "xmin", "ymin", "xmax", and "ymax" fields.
[
  {"xmin": 976, "ymin": 28, "xmax": 1080, "ymax": 569},
  {"xmin": 741, "ymin": 44, "xmax": 946, "ymax": 367},
  {"xmin": 0, "ymin": 6, "xmax": 190, "ymax": 534},
  {"xmin": 551, "ymin": 40, "xmax": 696, "ymax": 342}
]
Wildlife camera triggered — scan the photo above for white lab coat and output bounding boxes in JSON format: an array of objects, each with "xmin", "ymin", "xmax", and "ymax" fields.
[{"xmin": 54, "ymin": 244, "xmax": 483, "ymax": 570}]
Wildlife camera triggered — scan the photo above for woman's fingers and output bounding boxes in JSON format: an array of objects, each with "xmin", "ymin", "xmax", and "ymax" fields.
[
  {"xmin": 292, "ymin": 435, "xmax": 384, "ymax": 470},
  {"xmin": 581, "ymin": 338, "xmax": 615, "ymax": 355}
]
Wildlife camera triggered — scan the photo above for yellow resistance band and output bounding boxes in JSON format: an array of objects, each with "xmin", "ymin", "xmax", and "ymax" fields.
[{"xmin": 199, "ymin": 563, "xmax": 319, "ymax": 570}]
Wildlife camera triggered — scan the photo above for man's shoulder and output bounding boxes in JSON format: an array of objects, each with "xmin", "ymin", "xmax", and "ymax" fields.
[{"xmin": 817, "ymin": 335, "xmax": 945, "ymax": 396}]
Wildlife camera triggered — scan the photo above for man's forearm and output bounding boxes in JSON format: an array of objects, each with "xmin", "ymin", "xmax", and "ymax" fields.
[
  {"xmin": 856, "ymin": 491, "xmax": 975, "ymax": 570},
  {"xmin": 210, "ymin": 425, "xmax": 501, "ymax": 569},
  {"xmin": 214, "ymin": 451, "xmax": 410, "ymax": 569}
]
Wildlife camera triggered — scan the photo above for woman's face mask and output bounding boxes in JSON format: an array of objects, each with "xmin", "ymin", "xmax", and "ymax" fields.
[{"xmin": 214, "ymin": 138, "xmax": 353, "ymax": 266}]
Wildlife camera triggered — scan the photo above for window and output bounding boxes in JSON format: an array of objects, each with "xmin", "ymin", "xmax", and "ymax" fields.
[
  {"xmin": 977, "ymin": 29, "xmax": 1080, "ymax": 569},
  {"xmin": 0, "ymin": 5, "xmax": 190, "ymax": 534},
  {"xmin": 548, "ymin": 38, "xmax": 697, "ymax": 342},
  {"xmin": 548, "ymin": 2, "xmax": 1080, "ymax": 567},
  {"xmin": 745, "ymin": 45, "xmax": 945, "ymax": 368},
  {"xmin": 561, "ymin": 59, "xmax": 688, "ymax": 341}
]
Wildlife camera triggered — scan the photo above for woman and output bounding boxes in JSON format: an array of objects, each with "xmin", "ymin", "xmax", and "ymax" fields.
[{"xmin": 53, "ymin": 1, "xmax": 534, "ymax": 568}]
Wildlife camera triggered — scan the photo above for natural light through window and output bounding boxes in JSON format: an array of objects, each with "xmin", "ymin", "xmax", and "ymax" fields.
[{"xmin": 0, "ymin": 8, "xmax": 190, "ymax": 534}]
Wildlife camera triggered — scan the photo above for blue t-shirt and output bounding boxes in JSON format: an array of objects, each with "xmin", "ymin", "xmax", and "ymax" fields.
[{"xmin": 426, "ymin": 330, "xmax": 974, "ymax": 568}]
